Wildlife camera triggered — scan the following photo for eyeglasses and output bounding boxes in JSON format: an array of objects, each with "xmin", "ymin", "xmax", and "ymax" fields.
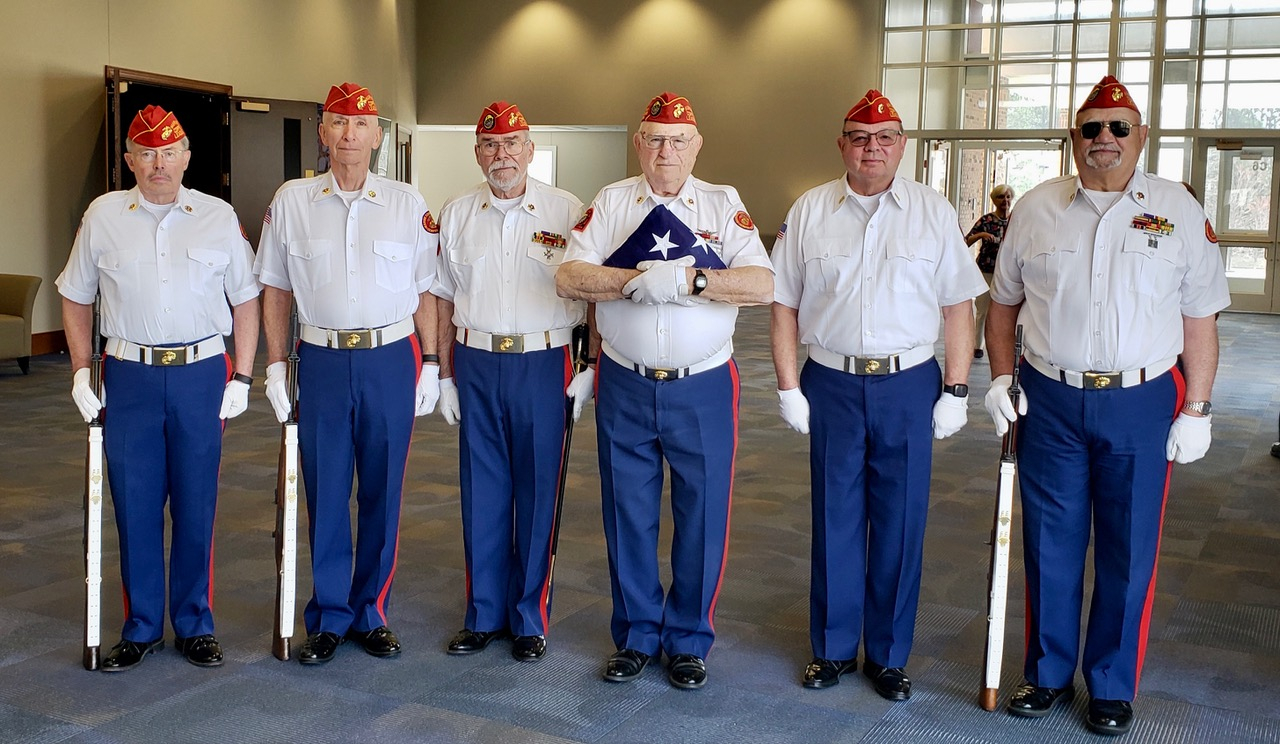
[
  {"xmin": 132, "ymin": 148, "xmax": 186, "ymax": 163},
  {"xmin": 477, "ymin": 138, "xmax": 528, "ymax": 156},
  {"xmin": 841, "ymin": 130, "xmax": 903, "ymax": 148},
  {"xmin": 1079, "ymin": 121, "xmax": 1133, "ymax": 139},
  {"xmin": 639, "ymin": 134, "xmax": 693, "ymax": 151}
]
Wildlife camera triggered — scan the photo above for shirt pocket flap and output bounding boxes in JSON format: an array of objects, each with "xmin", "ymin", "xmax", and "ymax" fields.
[
  {"xmin": 887, "ymin": 238, "xmax": 938, "ymax": 263},
  {"xmin": 373, "ymin": 240, "xmax": 414, "ymax": 263},
  {"xmin": 288, "ymin": 239, "xmax": 332, "ymax": 260},
  {"xmin": 802, "ymin": 238, "xmax": 852, "ymax": 262},
  {"xmin": 187, "ymin": 246, "xmax": 231, "ymax": 268}
]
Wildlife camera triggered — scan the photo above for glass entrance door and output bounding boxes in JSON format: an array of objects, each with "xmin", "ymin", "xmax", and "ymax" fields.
[
  {"xmin": 923, "ymin": 139, "xmax": 1067, "ymax": 234},
  {"xmin": 1198, "ymin": 140, "xmax": 1279, "ymax": 313}
]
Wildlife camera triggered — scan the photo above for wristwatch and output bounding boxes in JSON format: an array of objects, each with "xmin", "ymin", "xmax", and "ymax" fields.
[
  {"xmin": 943, "ymin": 383, "xmax": 969, "ymax": 398},
  {"xmin": 1182, "ymin": 400, "xmax": 1212, "ymax": 415},
  {"xmin": 232, "ymin": 372, "xmax": 253, "ymax": 386},
  {"xmin": 692, "ymin": 269, "xmax": 708, "ymax": 295}
]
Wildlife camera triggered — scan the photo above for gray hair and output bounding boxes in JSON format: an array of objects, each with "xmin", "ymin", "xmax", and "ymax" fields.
[{"xmin": 125, "ymin": 136, "xmax": 190, "ymax": 153}]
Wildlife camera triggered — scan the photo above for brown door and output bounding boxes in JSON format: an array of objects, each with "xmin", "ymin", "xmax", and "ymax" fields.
[{"xmin": 230, "ymin": 97, "xmax": 324, "ymax": 248}]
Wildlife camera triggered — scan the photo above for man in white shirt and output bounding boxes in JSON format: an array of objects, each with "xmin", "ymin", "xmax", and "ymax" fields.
[
  {"xmin": 986, "ymin": 75, "xmax": 1230, "ymax": 735},
  {"xmin": 256, "ymin": 83, "xmax": 440, "ymax": 665},
  {"xmin": 433, "ymin": 101, "xmax": 591, "ymax": 662},
  {"xmin": 557, "ymin": 92, "xmax": 774, "ymax": 690},
  {"xmin": 770, "ymin": 89, "xmax": 986, "ymax": 701},
  {"xmin": 58, "ymin": 105, "xmax": 260, "ymax": 672}
]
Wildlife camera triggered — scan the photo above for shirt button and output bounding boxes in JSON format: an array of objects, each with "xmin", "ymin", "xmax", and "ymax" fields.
[
  {"xmin": 164, "ymin": 308, "xmax": 171, "ymax": 313},
  {"xmin": 350, "ymin": 270, "xmax": 356, "ymax": 275},
  {"xmin": 350, "ymin": 297, "xmax": 357, "ymax": 303},
  {"xmin": 162, "ymin": 279, "xmax": 169, "ymax": 284},
  {"xmin": 160, "ymin": 252, "xmax": 166, "ymax": 257},
  {"xmin": 864, "ymin": 303, "xmax": 871, "ymax": 308}
]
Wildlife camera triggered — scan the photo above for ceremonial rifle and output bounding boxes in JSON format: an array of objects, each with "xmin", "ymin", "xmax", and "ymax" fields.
[
  {"xmin": 272, "ymin": 304, "xmax": 301, "ymax": 660},
  {"xmin": 980, "ymin": 324, "xmax": 1023, "ymax": 710},
  {"xmin": 546, "ymin": 323, "xmax": 590, "ymax": 615},
  {"xmin": 82, "ymin": 298, "xmax": 104, "ymax": 670}
]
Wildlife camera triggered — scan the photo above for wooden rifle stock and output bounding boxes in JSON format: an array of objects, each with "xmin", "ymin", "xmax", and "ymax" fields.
[
  {"xmin": 980, "ymin": 325, "xmax": 1023, "ymax": 710},
  {"xmin": 546, "ymin": 323, "xmax": 590, "ymax": 615},
  {"xmin": 83, "ymin": 298, "xmax": 104, "ymax": 670},
  {"xmin": 272, "ymin": 305, "xmax": 301, "ymax": 660}
]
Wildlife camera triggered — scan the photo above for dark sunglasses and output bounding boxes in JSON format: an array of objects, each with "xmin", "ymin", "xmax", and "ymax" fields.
[{"xmin": 1079, "ymin": 120, "xmax": 1132, "ymax": 139}]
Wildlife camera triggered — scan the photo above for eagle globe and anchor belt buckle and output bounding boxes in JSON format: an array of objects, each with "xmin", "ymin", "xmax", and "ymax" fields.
[
  {"xmin": 492, "ymin": 335, "xmax": 525, "ymax": 353},
  {"xmin": 1083, "ymin": 371, "xmax": 1120, "ymax": 389},
  {"xmin": 852, "ymin": 356, "xmax": 890, "ymax": 375}
]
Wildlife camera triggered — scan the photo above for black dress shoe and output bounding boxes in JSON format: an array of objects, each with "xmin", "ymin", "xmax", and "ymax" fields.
[
  {"xmin": 1007, "ymin": 683, "xmax": 1073, "ymax": 718},
  {"xmin": 1087, "ymin": 699, "xmax": 1134, "ymax": 736},
  {"xmin": 174, "ymin": 634, "xmax": 224, "ymax": 667},
  {"xmin": 447, "ymin": 628, "xmax": 508, "ymax": 655},
  {"xmin": 603, "ymin": 648, "xmax": 650, "ymax": 683},
  {"xmin": 101, "ymin": 638, "xmax": 164, "ymax": 672},
  {"xmin": 863, "ymin": 660, "xmax": 911, "ymax": 700},
  {"xmin": 298, "ymin": 632, "xmax": 345, "ymax": 665},
  {"xmin": 667, "ymin": 654, "xmax": 707, "ymax": 690},
  {"xmin": 512, "ymin": 635, "xmax": 546, "ymax": 662},
  {"xmin": 803, "ymin": 657, "xmax": 857, "ymax": 689},
  {"xmin": 347, "ymin": 626, "xmax": 401, "ymax": 657}
]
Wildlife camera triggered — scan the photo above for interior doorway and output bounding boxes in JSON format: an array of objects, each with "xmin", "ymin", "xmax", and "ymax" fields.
[
  {"xmin": 1196, "ymin": 138, "xmax": 1280, "ymax": 314},
  {"xmin": 924, "ymin": 138, "xmax": 1067, "ymax": 232}
]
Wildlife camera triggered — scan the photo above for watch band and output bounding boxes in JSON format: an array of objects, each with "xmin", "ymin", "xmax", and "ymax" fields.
[
  {"xmin": 1182, "ymin": 400, "xmax": 1211, "ymax": 415},
  {"xmin": 943, "ymin": 383, "xmax": 969, "ymax": 398},
  {"xmin": 422, "ymin": 354, "xmax": 440, "ymax": 364},
  {"xmin": 231, "ymin": 372, "xmax": 253, "ymax": 386}
]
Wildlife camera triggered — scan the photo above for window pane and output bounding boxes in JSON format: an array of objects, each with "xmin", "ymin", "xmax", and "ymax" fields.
[
  {"xmin": 1122, "ymin": 0, "xmax": 1158, "ymax": 16},
  {"xmin": 1201, "ymin": 82, "xmax": 1226, "ymax": 127},
  {"xmin": 925, "ymin": 67, "xmax": 964, "ymax": 129},
  {"xmin": 1225, "ymin": 81, "xmax": 1280, "ymax": 127},
  {"xmin": 1165, "ymin": 19, "xmax": 1200, "ymax": 53},
  {"xmin": 1161, "ymin": 60, "xmax": 1197, "ymax": 128},
  {"xmin": 1118, "ymin": 59, "xmax": 1152, "ymax": 120},
  {"xmin": 1204, "ymin": 146, "xmax": 1274, "ymax": 234},
  {"xmin": 1001, "ymin": 0, "xmax": 1073, "ymax": 22},
  {"xmin": 1166, "ymin": 0, "xmax": 1201, "ymax": 14},
  {"xmin": 998, "ymin": 63, "xmax": 1057, "ymax": 128},
  {"xmin": 1221, "ymin": 246, "xmax": 1268, "ymax": 294},
  {"xmin": 1155, "ymin": 137, "xmax": 1192, "ymax": 182},
  {"xmin": 928, "ymin": 30, "xmax": 965, "ymax": 62},
  {"xmin": 887, "ymin": 0, "xmax": 923, "ymax": 27},
  {"xmin": 1077, "ymin": 23, "xmax": 1111, "ymax": 58},
  {"xmin": 1205, "ymin": 17, "xmax": 1280, "ymax": 54},
  {"xmin": 886, "ymin": 31, "xmax": 923, "ymax": 64},
  {"xmin": 1120, "ymin": 22, "xmax": 1155, "ymax": 55},
  {"xmin": 1079, "ymin": 0, "xmax": 1115, "ymax": 19},
  {"xmin": 964, "ymin": 66, "xmax": 994, "ymax": 128},
  {"xmin": 885, "ymin": 68, "xmax": 923, "ymax": 129},
  {"xmin": 1204, "ymin": 0, "xmax": 1280, "ymax": 13},
  {"xmin": 1001, "ymin": 24, "xmax": 1072, "ymax": 58}
]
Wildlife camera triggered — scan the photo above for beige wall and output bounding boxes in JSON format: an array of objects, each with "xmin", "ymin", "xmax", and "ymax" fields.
[
  {"xmin": 2, "ymin": 0, "xmax": 416, "ymax": 334},
  {"xmin": 416, "ymin": 0, "xmax": 885, "ymax": 244}
]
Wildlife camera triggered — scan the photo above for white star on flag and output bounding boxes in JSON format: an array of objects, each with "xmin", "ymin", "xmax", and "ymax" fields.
[
  {"xmin": 649, "ymin": 231, "xmax": 677, "ymax": 259},
  {"xmin": 692, "ymin": 232, "xmax": 710, "ymax": 254}
]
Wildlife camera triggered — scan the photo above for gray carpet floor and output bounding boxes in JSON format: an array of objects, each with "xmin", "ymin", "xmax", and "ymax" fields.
[{"xmin": 1, "ymin": 307, "xmax": 1278, "ymax": 743}]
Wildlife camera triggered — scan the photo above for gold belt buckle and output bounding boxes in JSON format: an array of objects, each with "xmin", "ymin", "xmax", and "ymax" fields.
[
  {"xmin": 492, "ymin": 334, "xmax": 524, "ymax": 353},
  {"xmin": 342, "ymin": 331, "xmax": 373, "ymax": 349},
  {"xmin": 156, "ymin": 347, "xmax": 187, "ymax": 366},
  {"xmin": 1083, "ymin": 371, "xmax": 1118, "ymax": 389},
  {"xmin": 651, "ymin": 368, "xmax": 672, "ymax": 381},
  {"xmin": 853, "ymin": 356, "xmax": 889, "ymax": 375}
]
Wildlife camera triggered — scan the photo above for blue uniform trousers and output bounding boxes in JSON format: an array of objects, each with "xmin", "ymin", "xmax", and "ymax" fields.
[
  {"xmin": 803, "ymin": 357, "xmax": 939, "ymax": 668},
  {"xmin": 455, "ymin": 342, "xmax": 572, "ymax": 636},
  {"xmin": 596, "ymin": 354, "xmax": 739, "ymax": 660},
  {"xmin": 103, "ymin": 351, "xmax": 230, "ymax": 642},
  {"xmin": 297, "ymin": 336, "xmax": 419, "ymax": 635},
  {"xmin": 1017, "ymin": 363, "xmax": 1182, "ymax": 701}
]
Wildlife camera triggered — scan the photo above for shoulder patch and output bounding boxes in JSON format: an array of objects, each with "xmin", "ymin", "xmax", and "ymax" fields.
[
  {"xmin": 262, "ymin": 206, "xmax": 272, "ymax": 225},
  {"xmin": 1205, "ymin": 218, "xmax": 1218, "ymax": 244},
  {"xmin": 733, "ymin": 210, "xmax": 755, "ymax": 231},
  {"xmin": 573, "ymin": 207, "xmax": 594, "ymax": 233},
  {"xmin": 423, "ymin": 210, "xmax": 440, "ymax": 234},
  {"xmin": 239, "ymin": 222, "xmax": 249, "ymax": 240}
]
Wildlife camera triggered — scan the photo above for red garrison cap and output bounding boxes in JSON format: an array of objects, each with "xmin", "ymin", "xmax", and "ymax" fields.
[
  {"xmin": 128, "ymin": 105, "xmax": 185, "ymax": 148},
  {"xmin": 477, "ymin": 101, "xmax": 529, "ymax": 135},
  {"xmin": 641, "ymin": 92, "xmax": 696, "ymax": 125},
  {"xmin": 845, "ymin": 90, "xmax": 901, "ymax": 125},
  {"xmin": 1078, "ymin": 75, "xmax": 1140, "ymax": 115},
  {"xmin": 324, "ymin": 83, "xmax": 378, "ymax": 116}
]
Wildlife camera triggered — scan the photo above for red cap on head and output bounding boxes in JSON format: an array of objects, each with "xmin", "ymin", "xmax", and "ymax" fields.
[
  {"xmin": 641, "ymin": 92, "xmax": 696, "ymax": 126},
  {"xmin": 477, "ymin": 101, "xmax": 529, "ymax": 135},
  {"xmin": 324, "ymin": 83, "xmax": 378, "ymax": 116},
  {"xmin": 128, "ymin": 105, "xmax": 185, "ymax": 148},
  {"xmin": 845, "ymin": 90, "xmax": 901, "ymax": 126},
  {"xmin": 1078, "ymin": 75, "xmax": 1140, "ymax": 115}
]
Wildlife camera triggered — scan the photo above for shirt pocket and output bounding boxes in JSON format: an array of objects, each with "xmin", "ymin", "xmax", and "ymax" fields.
[
  {"xmin": 801, "ymin": 238, "xmax": 852, "ymax": 294},
  {"xmin": 1025, "ymin": 241, "xmax": 1079, "ymax": 293},
  {"xmin": 885, "ymin": 238, "xmax": 939, "ymax": 293},
  {"xmin": 1122, "ymin": 230, "xmax": 1182, "ymax": 298},
  {"xmin": 373, "ymin": 240, "xmax": 415, "ymax": 293},
  {"xmin": 287, "ymin": 239, "xmax": 333, "ymax": 292},
  {"xmin": 96, "ymin": 250, "xmax": 138, "ymax": 275},
  {"xmin": 526, "ymin": 241, "xmax": 566, "ymax": 270},
  {"xmin": 447, "ymin": 245, "xmax": 487, "ymax": 296},
  {"xmin": 186, "ymin": 245, "xmax": 231, "ymax": 295}
]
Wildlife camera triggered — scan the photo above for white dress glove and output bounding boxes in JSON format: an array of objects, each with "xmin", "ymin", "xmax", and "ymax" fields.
[
  {"xmin": 219, "ymin": 380, "xmax": 250, "ymax": 420},
  {"xmin": 984, "ymin": 374, "xmax": 1028, "ymax": 436},
  {"xmin": 438, "ymin": 377, "xmax": 460, "ymax": 425},
  {"xmin": 932, "ymin": 391, "xmax": 968, "ymax": 439},
  {"xmin": 1166, "ymin": 412, "xmax": 1212, "ymax": 464},
  {"xmin": 623, "ymin": 255, "xmax": 696, "ymax": 305},
  {"xmin": 72, "ymin": 367, "xmax": 103, "ymax": 423},
  {"xmin": 777, "ymin": 387, "xmax": 810, "ymax": 434},
  {"xmin": 416, "ymin": 365, "xmax": 440, "ymax": 416},
  {"xmin": 265, "ymin": 361, "xmax": 292, "ymax": 423},
  {"xmin": 566, "ymin": 366, "xmax": 596, "ymax": 422}
]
